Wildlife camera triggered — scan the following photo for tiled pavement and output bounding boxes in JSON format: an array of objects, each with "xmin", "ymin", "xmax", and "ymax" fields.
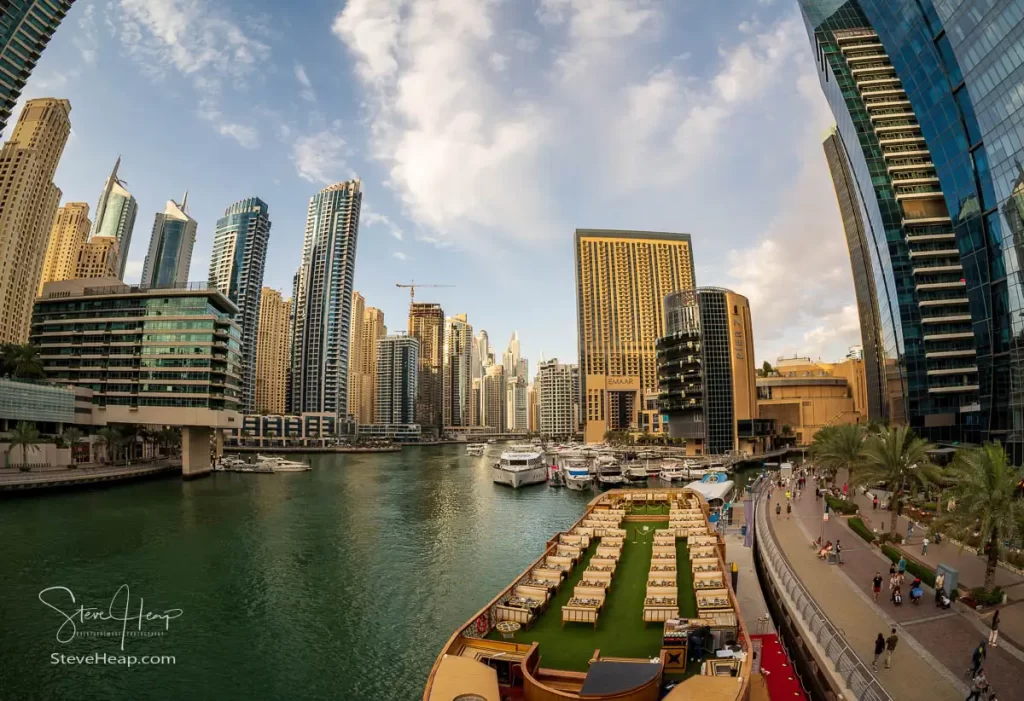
[{"xmin": 772, "ymin": 486, "xmax": 1024, "ymax": 701}]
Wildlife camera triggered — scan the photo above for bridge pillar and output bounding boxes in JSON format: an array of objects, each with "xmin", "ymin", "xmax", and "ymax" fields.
[
  {"xmin": 181, "ymin": 426, "xmax": 213, "ymax": 479},
  {"xmin": 214, "ymin": 430, "xmax": 224, "ymax": 459}
]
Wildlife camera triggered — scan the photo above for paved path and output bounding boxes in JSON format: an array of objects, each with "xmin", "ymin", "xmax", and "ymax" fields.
[
  {"xmin": 724, "ymin": 503, "xmax": 774, "ymax": 636},
  {"xmin": 772, "ymin": 483, "xmax": 1024, "ymax": 700},
  {"xmin": 0, "ymin": 461, "xmax": 179, "ymax": 490}
]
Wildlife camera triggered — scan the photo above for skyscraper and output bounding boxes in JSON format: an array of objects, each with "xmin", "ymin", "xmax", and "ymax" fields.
[
  {"xmin": 502, "ymin": 331, "xmax": 521, "ymax": 379},
  {"xmin": 0, "ymin": 1, "xmax": 73, "ymax": 135},
  {"xmin": 141, "ymin": 194, "xmax": 197, "ymax": 288},
  {"xmin": 255, "ymin": 288, "xmax": 290, "ymax": 415},
  {"xmin": 483, "ymin": 364, "xmax": 506, "ymax": 433},
  {"xmin": 347, "ymin": 291, "xmax": 367, "ymax": 421},
  {"xmin": 537, "ymin": 358, "xmax": 580, "ymax": 439},
  {"xmin": 359, "ymin": 306, "xmax": 386, "ymax": 424},
  {"xmin": 73, "ymin": 236, "xmax": 119, "ymax": 280},
  {"xmin": 0, "ymin": 98, "xmax": 71, "ymax": 343},
  {"xmin": 408, "ymin": 302, "xmax": 444, "ymax": 436},
  {"xmin": 89, "ymin": 157, "xmax": 138, "ymax": 279},
  {"xmin": 443, "ymin": 313, "xmax": 473, "ymax": 427},
  {"xmin": 505, "ymin": 375, "xmax": 528, "ymax": 432},
  {"xmin": 575, "ymin": 229, "xmax": 696, "ymax": 443},
  {"xmin": 375, "ymin": 334, "xmax": 419, "ymax": 425},
  {"xmin": 39, "ymin": 202, "xmax": 91, "ymax": 294},
  {"xmin": 798, "ymin": 0, "xmax": 1021, "ymax": 448},
  {"xmin": 471, "ymin": 330, "xmax": 491, "ymax": 426},
  {"xmin": 290, "ymin": 180, "xmax": 362, "ymax": 417},
  {"xmin": 209, "ymin": 197, "xmax": 271, "ymax": 413}
]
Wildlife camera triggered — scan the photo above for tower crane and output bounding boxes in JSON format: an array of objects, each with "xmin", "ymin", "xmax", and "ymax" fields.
[{"xmin": 396, "ymin": 281, "xmax": 455, "ymax": 304}]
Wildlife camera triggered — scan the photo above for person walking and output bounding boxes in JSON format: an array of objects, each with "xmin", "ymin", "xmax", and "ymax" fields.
[
  {"xmin": 873, "ymin": 572, "xmax": 883, "ymax": 602},
  {"xmin": 872, "ymin": 632, "xmax": 885, "ymax": 671},
  {"xmin": 786, "ymin": 502, "xmax": 792, "ymax": 520},
  {"xmin": 922, "ymin": 537, "xmax": 929, "ymax": 555},
  {"xmin": 908, "ymin": 521, "xmax": 914, "ymax": 541},
  {"xmin": 966, "ymin": 669, "xmax": 989, "ymax": 701},
  {"xmin": 898, "ymin": 556, "xmax": 907, "ymax": 575},
  {"xmin": 935, "ymin": 571, "xmax": 947, "ymax": 607},
  {"xmin": 776, "ymin": 502, "xmax": 781, "ymax": 519},
  {"xmin": 988, "ymin": 610, "xmax": 1000, "ymax": 647},
  {"xmin": 873, "ymin": 494, "xmax": 879, "ymax": 510},
  {"xmin": 971, "ymin": 642, "xmax": 987, "ymax": 677},
  {"xmin": 835, "ymin": 539, "xmax": 843, "ymax": 564},
  {"xmin": 885, "ymin": 627, "xmax": 899, "ymax": 669}
]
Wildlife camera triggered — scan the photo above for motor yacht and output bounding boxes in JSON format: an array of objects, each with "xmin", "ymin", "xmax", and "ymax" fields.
[
  {"xmin": 492, "ymin": 446, "xmax": 547, "ymax": 488},
  {"xmin": 658, "ymin": 461, "xmax": 688, "ymax": 482},
  {"xmin": 564, "ymin": 465, "xmax": 594, "ymax": 491},
  {"xmin": 596, "ymin": 463, "xmax": 625, "ymax": 487},
  {"xmin": 466, "ymin": 444, "xmax": 486, "ymax": 456},
  {"xmin": 256, "ymin": 454, "xmax": 311, "ymax": 472},
  {"xmin": 623, "ymin": 462, "xmax": 649, "ymax": 483}
]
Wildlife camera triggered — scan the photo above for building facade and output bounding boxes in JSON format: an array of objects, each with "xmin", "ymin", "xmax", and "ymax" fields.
[
  {"xmin": 358, "ymin": 306, "xmax": 386, "ymax": 424},
  {"xmin": 375, "ymin": 333, "xmax": 419, "ymax": 425},
  {"xmin": 89, "ymin": 157, "xmax": 138, "ymax": 278},
  {"xmin": 527, "ymin": 383, "xmax": 538, "ymax": 433},
  {"xmin": 209, "ymin": 197, "xmax": 271, "ymax": 413},
  {"xmin": 73, "ymin": 235, "xmax": 119, "ymax": 280},
  {"xmin": 575, "ymin": 229, "xmax": 697, "ymax": 443},
  {"xmin": 0, "ymin": 1, "xmax": 73, "ymax": 134},
  {"xmin": 141, "ymin": 194, "xmax": 197, "ymax": 289},
  {"xmin": 289, "ymin": 180, "xmax": 361, "ymax": 417},
  {"xmin": 658, "ymin": 288, "xmax": 759, "ymax": 456},
  {"xmin": 506, "ymin": 375, "xmax": 528, "ymax": 432},
  {"xmin": 255, "ymin": 287, "xmax": 290, "ymax": 415},
  {"xmin": 39, "ymin": 201, "xmax": 91, "ymax": 293},
  {"xmin": 537, "ymin": 358, "xmax": 580, "ymax": 439},
  {"xmin": 443, "ymin": 313, "xmax": 473, "ymax": 428},
  {"xmin": 408, "ymin": 302, "xmax": 444, "ymax": 436},
  {"xmin": 0, "ymin": 98, "xmax": 70, "ymax": 343},
  {"xmin": 227, "ymin": 413, "xmax": 338, "ymax": 448},
  {"xmin": 482, "ymin": 364, "xmax": 506, "ymax": 433},
  {"xmin": 347, "ymin": 291, "xmax": 367, "ymax": 422}
]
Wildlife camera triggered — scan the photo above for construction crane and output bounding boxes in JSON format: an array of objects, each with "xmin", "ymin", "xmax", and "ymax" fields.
[{"xmin": 396, "ymin": 281, "xmax": 455, "ymax": 304}]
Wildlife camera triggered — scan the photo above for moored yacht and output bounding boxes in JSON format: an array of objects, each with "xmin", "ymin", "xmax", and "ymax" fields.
[
  {"xmin": 597, "ymin": 463, "xmax": 624, "ymax": 487},
  {"xmin": 623, "ymin": 462, "xmax": 649, "ymax": 483},
  {"xmin": 564, "ymin": 465, "xmax": 593, "ymax": 491},
  {"xmin": 466, "ymin": 443, "xmax": 486, "ymax": 456},
  {"xmin": 256, "ymin": 454, "xmax": 311, "ymax": 472},
  {"xmin": 658, "ymin": 460, "xmax": 688, "ymax": 482},
  {"xmin": 492, "ymin": 446, "xmax": 547, "ymax": 488}
]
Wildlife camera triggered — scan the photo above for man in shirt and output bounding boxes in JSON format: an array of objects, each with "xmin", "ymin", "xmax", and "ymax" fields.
[{"xmin": 884, "ymin": 627, "xmax": 899, "ymax": 669}]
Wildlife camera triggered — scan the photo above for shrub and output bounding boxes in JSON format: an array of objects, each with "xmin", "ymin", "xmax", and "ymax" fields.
[
  {"xmin": 878, "ymin": 532, "xmax": 904, "ymax": 545},
  {"xmin": 970, "ymin": 587, "xmax": 1004, "ymax": 606},
  {"xmin": 825, "ymin": 495, "xmax": 859, "ymax": 515},
  {"xmin": 880, "ymin": 545, "xmax": 936, "ymax": 588},
  {"xmin": 849, "ymin": 517, "xmax": 876, "ymax": 544}
]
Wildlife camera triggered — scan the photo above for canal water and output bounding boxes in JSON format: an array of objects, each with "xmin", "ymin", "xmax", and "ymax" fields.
[{"xmin": 0, "ymin": 446, "xmax": 759, "ymax": 701}]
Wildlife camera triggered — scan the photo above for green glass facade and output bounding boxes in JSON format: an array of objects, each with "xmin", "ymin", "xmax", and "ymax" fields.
[{"xmin": 30, "ymin": 287, "xmax": 242, "ymax": 411}]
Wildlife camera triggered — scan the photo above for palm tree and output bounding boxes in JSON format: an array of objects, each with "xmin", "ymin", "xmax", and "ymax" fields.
[
  {"xmin": 811, "ymin": 424, "xmax": 868, "ymax": 482},
  {"xmin": 853, "ymin": 426, "xmax": 938, "ymax": 536},
  {"xmin": 96, "ymin": 427, "xmax": 121, "ymax": 465},
  {"xmin": 60, "ymin": 427, "xmax": 84, "ymax": 465},
  {"xmin": 7, "ymin": 421, "xmax": 42, "ymax": 471},
  {"xmin": 934, "ymin": 444, "xmax": 1023, "ymax": 591},
  {"xmin": 1, "ymin": 343, "xmax": 45, "ymax": 379}
]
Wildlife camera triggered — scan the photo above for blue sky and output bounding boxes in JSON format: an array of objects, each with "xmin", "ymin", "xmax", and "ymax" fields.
[{"xmin": 7, "ymin": 0, "xmax": 860, "ymax": 371}]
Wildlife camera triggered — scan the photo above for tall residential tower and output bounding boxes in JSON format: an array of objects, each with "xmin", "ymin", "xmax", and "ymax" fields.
[
  {"xmin": 255, "ymin": 288, "xmax": 291, "ymax": 415},
  {"xmin": 443, "ymin": 313, "xmax": 473, "ymax": 428},
  {"xmin": 375, "ymin": 334, "xmax": 419, "ymax": 426},
  {"xmin": 141, "ymin": 194, "xmax": 197, "ymax": 288},
  {"xmin": 38, "ymin": 202, "xmax": 90, "ymax": 293},
  {"xmin": 408, "ymin": 302, "xmax": 444, "ymax": 436}
]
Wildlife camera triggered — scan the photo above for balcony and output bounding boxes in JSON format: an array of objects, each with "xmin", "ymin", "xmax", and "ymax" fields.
[
  {"xmin": 878, "ymin": 134, "xmax": 925, "ymax": 146},
  {"xmin": 865, "ymin": 98, "xmax": 911, "ymax": 109},
  {"xmin": 925, "ymin": 349, "xmax": 976, "ymax": 359},
  {"xmin": 919, "ymin": 297, "xmax": 968, "ymax": 307},
  {"xmin": 928, "ymin": 384, "xmax": 980, "ymax": 394},
  {"xmin": 912, "ymin": 263, "xmax": 962, "ymax": 275},
  {"xmin": 875, "ymin": 122, "xmax": 918, "ymax": 133},
  {"xmin": 860, "ymin": 87, "xmax": 906, "ymax": 99},
  {"xmin": 896, "ymin": 188, "xmax": 944, "ymax": 201},
  {"xmin": 888, "ymin": 158, "xmax": 934, "ymax": 171},
  {"xmin": 883, "ymin": 146, "xmax": 930, "ymax": 159},
  {"xmin": 857, "ymin": 76, "xmax": 902, "ymax": 90},
  {"xmin": 891, "ymin": 175, "xmax": 939, "ymax": 186},
  {"xmin": 927, "ymin": 366, "xmax": 978, "ymax": 376},
  {"xmin": 923, "ymin": 331, "xmax": 974, "ymax": 342},
  {"xmin": 851, "ymin": 65, "xmax": 894, "ymax": 78},
  {"xmin": 921, "ymin": 314, "xmax": 972, "ymax": 324},
  {"xmin": 903, "ymin": 214, "xmax": 952, "ymax": 226},
  {"xmin": 841, "ymin": 42, "xmax": 884, "ymax": 54},
  {"xmin": 916, "ymin": 280, "xmax": 966, "ymax": 291},
  {"xmin": 907, "ymin": 232, "xmax": 954, "ymax": 243},
  {"xmin": 909, "ymin": 248, "xmax": 959, "ymax": 258}
]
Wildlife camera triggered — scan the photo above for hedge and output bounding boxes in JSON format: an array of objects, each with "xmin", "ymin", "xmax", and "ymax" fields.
[
  {"xmin": 825, "ymin": 495, "xmax": 859, "ymax": 515},
  {"xmin": 970, "ymin": 587, "xmax": 1004, "ymax": 606},
  {"xmin": 849, "ymin": 517, "xmax": 876, "ymax": 544},
  {"xmin": 880, "ymin": 545, "xmax": 936, "ymax": 588}
]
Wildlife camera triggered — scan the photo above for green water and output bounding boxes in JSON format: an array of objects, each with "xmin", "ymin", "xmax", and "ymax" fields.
[{"xmin": 0, "ymin": 446, "xmax": 596, "ymax": 701}]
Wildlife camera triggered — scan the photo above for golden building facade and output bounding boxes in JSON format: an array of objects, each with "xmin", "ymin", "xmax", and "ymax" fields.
[
  {"xmin": 347, "ymin": 291, "xmax": 366, "ymax": 421},
  {"xmin": 73, "ymin": 235, "xmax": 120, "ymax": 280},
  {"xmin": 575, "ymin": 229, "xmax": 696, "ymax": 443},
  {"xmin": 39, "ymin": 202, "xmax": 91, "ymax": 293},
  {"xmin": 359, "ymin": 306, "xmax": 386, "ymax": 424},
  {"xmin": 409, "ymin": 302, "xmax": 445, "ymax": 437},
  {"xmin": 0, "ymin": 98, "xmax": 71, "ymax": 342},
  {"xmin": 254, "ymin": 288, "xmax": 291, "ymax": 415}
]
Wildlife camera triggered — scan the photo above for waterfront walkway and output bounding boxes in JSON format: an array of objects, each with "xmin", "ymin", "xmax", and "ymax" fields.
[
  {"xmin": 773, "ymin": 485, "xmax": 1024, "ymax": 700},
  {"xmin": 0, "ymin": 460, "xmax": 179, "ymax": 492}
]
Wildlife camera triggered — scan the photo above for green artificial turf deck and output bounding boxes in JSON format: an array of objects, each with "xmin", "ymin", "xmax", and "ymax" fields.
[
  {"xmin": 629, "ymin": 503, "xmax": 671, "ymax": 516},
  {"xmin": 489, "ymin": 521, "xmax": 673, "ymax": 671}
]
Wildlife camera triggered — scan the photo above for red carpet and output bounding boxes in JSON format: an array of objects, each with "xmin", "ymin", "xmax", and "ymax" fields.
[{"xmin": 750, "ymin": 633, "xmax": 807, "ymax": 701}]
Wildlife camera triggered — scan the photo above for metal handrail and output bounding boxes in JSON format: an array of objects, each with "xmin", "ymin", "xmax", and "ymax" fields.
[{"xmin": 754, "ymin": 483, "xmax": 893, "ymax": 701}]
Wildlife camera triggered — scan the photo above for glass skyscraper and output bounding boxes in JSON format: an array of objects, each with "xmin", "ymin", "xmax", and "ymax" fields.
[
  {"xmin": 209, "ymin": 197, "xmax": 271, "ymax": 414},
  {"xmin": 0, "ymin": 0, "xmax": 73, "ymax": 135},
  {"xmin": 89, "ymin": 157, "xmax": 138, "ymax": 279},
  {"xmin": 141, "ymin": 194, "xmax": 197, "ymax": 289}
]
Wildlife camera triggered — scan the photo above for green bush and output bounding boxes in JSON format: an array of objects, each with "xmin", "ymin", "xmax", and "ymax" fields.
[
  {"xmin": 849, "ymin": 517, "xmax": 876, "ymax": 544},
  {"xmin": 825, "ymin": 495, "xmax": 859, "ymax": 515},
  {"xmin": 970, "ymin": 587, "xmax": 1004, "ymax": 606},
  {"xmin": 878, "ymin": 532, "xmax": 904, "ymax": 545},
  {"xmin": 880, "ymin": 545, "xmax": 936, "ymax": 588}
]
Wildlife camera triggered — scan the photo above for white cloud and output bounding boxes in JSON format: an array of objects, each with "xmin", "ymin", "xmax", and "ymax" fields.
[
  {"xmin": 332, "ymin": 0, "xmax": 405, "ymax": 83},
  {"xmin": 294, "ymin": 63, "xmax": 316, "ymax": 102},
  {"xmin": 489, "ymin": 52, "xmax": 509, "ymax": 72},
  {"xmin": 291, "ymin": 122, "xmax": 350, "ymax": 184},
  {"xmin": 197, "ymin": 101, "xmax": 260, "ymax": 148},
  {"xmin": 800, "ymin": 306, "xmax": 861, "ymax": 361},
  {"xmin": 361, "ymin": 207, "xmax": 404, "ymax": 240},
  {"xmin": 393, "ymin": 251, "xmax": 408, "ymax": 261},
  {"xmin": 75, "ymin": 3, "xmax": 100, "ymax": 65},
  {"xmin": 123, "ymin": 260, "xmax": 144, "ymax": 283}
]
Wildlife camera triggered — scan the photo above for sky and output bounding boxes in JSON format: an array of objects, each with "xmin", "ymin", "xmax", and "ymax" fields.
[{"xmin": 5, "ymin": 0, "xmax": 861, "ymax": 373}]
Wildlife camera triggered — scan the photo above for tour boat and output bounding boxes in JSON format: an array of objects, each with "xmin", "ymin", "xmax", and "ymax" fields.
[
  {"xmin": 685, "ymin": 471, "xmax": 736, "ymax": 511},
  {"xmin": 466, "ymin": 444, "xmax": 486, "ymax": 456},
  {"xmin": 564, "ymin": 465, "xmax": 594, "ymax": 491},
  {"xmin": 492, "ymin": 446, "xmax": 548, "ymax": 488},
  {"xmin": 256, "ymin": 455, "xmax": 311, "ymax": 472}
]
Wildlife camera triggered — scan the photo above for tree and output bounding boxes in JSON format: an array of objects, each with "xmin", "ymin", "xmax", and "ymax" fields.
[
  {"xmin": 934, "ymin": 444, "xmax": 1023, "ymax": 591},
  {"xmin": 1, "ymin": 343, "xmax": 44, "ymax": 379},
  {"xmin": 758, "ymin": 360, "xmax": 774, "ymax": 378},
  {"xmin": 853, "ymin": 426, "xmax": 938, "ymax": 536},
  {"xmin": 7, "ymin": 421, "xmax": 42, "ymax": 471},
  {"xmin": 811, "ymin": 424, "xmax": 867, "ymax": 481},
  {"xmin": 96, "ymin": 427, "xmax": 122, "ymax": 464}
]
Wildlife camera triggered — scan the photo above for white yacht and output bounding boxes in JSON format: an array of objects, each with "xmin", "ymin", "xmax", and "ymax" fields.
[
  {"xmin": 597, "ymin": 463, "xmax": 625, "ymax": 487},
  {"xmin": 686, "ymin": 471, "xmax": 736, "ymax": 510},
  {"xmin": 564, "ymin": 465, "xmax": 594, "ymax": 491},
  {"xmin": 658, "ymin": 460, "xmax": 688, "ymax": 482},
  {"xmin": 256, "ymin": 454, "xmax": 311, "ymax": 472},
  {"xmin": 466, "ymin": 444, "xmax": 486, "ymax": 456},
  {"xmin": 623, "ymin": 462, "xmax": 649, "ymax": 483},
  {"xmin": 492, "ymin": 446, "xmax": 547, "ymax": 488}
]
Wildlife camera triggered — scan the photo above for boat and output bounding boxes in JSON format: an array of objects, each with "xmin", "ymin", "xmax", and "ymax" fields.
[
  {"xmin": 659, "ymin": 461, "xmax": 688, "ymax": 482},
  {"xmin": 422, "ymin": 487, "xmax": 751, "ymax": 701},
  {"xmin": 487, "ymin": 438, "xmax": 497, "ymax": 444},
  {"xmin": 218, "ymin": 456, "xmax": 248, "ymax": 470},
  {"xmin": 466, "ymin": 444, "xmax": 486, "ymax": 456},
  {"xmin": 492, "ymin": 446, "xmax": 548, "ymax": 488},
  {"xmin": 256, "ymin": 454, "xmax": 311, "ymax": 472},
  {"xmin": 623, "ymin": 462, "xmax": 649, "ymax": 483},
  {"xmin": 564, "ymin": 465, "xmax": 593, "ymax": 491},
  {"xmin": 547, "ymin": 463, "xmax": 565, "ymax": 488},
  {"xmin": 597, "ymin": 463, "xmax": 624, "ymax": 487},
  {"xmin": 685, "ymin": 471, "xmax": 736, "ymax": 511}
]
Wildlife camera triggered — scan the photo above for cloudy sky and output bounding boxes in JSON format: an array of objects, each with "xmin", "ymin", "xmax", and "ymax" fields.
[{"xmin": 8, "ymin": 0, "xmax": 860, "ymax": 370}]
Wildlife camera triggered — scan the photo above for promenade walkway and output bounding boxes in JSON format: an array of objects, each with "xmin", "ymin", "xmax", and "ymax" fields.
[
  {"xmin": 0, "ymin": 461, "xmax": 179, "ymax": 491},
  {"xmin": 772, "ymin": 482, "xmax": 1024, "ymax": 700}
]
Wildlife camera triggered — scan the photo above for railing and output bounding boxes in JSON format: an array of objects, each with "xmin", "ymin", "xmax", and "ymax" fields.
[{"xmin": 755, "ymin": 484, "xmax": 893, "ymax": 701}]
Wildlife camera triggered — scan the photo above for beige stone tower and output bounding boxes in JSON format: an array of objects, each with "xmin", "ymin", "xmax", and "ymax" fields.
[
  {"xmin": 347, "ymin": 291, "xmax": 367, "ymax": 420},
  {"xmin": 255, "ymin": 288, "xmax": 291, "ymax": 414},
  {"xmin": 73, "ymin": 236, "xmax": 120, "ymax": 280},
  {"xmin": 359, "ymin": 307, "xmax": 386, "ymax": 424},
  {"xmin": 39, "ymin": 202, "xmax": 91, "ymax": 294}
]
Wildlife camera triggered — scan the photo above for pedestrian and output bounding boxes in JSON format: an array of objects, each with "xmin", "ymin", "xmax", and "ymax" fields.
[
  {"xmin": 835, "ymin": 539, "xmax": 843, "ymax": 564},
  {"xmin": 873, "ymin": 494, "xmax": 879, "ymax": 510},
  {"xmin": 786, "ymin": 502, "xmax": 792, "ymax": 520},
  {"xmin": 776, "ymin": 502, "xmax": 781, "ymax": 519},
  {"xmin": 872, "ymin": 632, "xmax": 885, "ymax": 670},
  {"xmin": 898, "ymin": 556, "xmax": 907, "ymax": 574},
  {"xmin": 971, "ymin": 642, "xmax": 986, "ymax": 677},
  {"xmin": 966, "ymin": 669, "xmax": 989, "ymax": 701},
  {"xmin": 935, "ymin": 571, "xmax": 946, "ymax": 606},
  {"xmin": 786, "ymin": 490, "xmax": 791, "ymax": 501},
  {"xmin": 815, "ymin": 487, "xmax": 821, "ymax": 501},
  {"xmin": 989, "ymin": 610, "xmax": 1000, "ymax": 647},
  {"xmin": 922, "ymin": 537, "xmax": 929, "ymax": 555},
  {"xmin": 889, "ymin": 562, "xmax": 897, "ymax": 578},
  {"xmin": 885, "ymin": 627, "xmax": 899, "ymax": 669},
  {"xmin": 873, "ymin": 572, "xmax": 883, "ymax": 602}
]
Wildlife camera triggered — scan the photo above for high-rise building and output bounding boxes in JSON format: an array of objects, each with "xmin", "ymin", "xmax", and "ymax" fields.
[
  {"xmin": 209, "ymin": 197, "xmax": 272, "ymax": 413},
  {"xmin": 471, "ymin": 330, "xmax": 490, "ymax": 426},
  {"xmin": 358, "ymin": 306, "xmax": 386, "ymax": 424},
  {"xmin": 290, "ymin": 180, "xmax": 362, "ymax": 417},
  {"xmin": 73, "ymin": 236, "xmax": 119, "ymax": 280},
  {"xmin": 0, "ymin": 1, "xmax": 73, "ymax": 135},
  {"xmin": 39, "ymin": 202, "xmax": 91, "ymax": 293},
  {"xmin": 798, "ymin": 0, "xmax": 1024, "ymax": 450},
  {"xmin": 657, "ymin": 287, "xmax": 759, "ymax": 456},
  {"xmin": 89, "ymin": 157, "xmax": 138, "ymax": 278},
  {"xmin": 0, "ymin": 98, "xmax": 71, "ymax": 343},
  {"xmin": 141, "ymin": 194, "xmax": 197, "ymax": 288},
  {"xmin": 347, "ymin": 291, "xmax": 367, "ymax": 421},
  {"xmin": 408, "ymin": 302, "xmax": 444, "ymax": 436},
  {"xmin": 482, "ymin": 364, "xmax": 506, "ymax": 433},
  {"xmin": 527, "ymin": 383, "xmax": 538, "ymax": 433},
  {"xmin": 255, "ymin": 288, "xmax": 291, "ymax": 415},
  {"xmin": 537, "ymin": 358, "xmax": 580, "ymax": 439},
  {"xmin": 823, "ymin": 129, "xmax": 885, "ymax": 423},
  {"xmin": 575, "ymin": 229, "xmax": 696, "ymax": 443},
  {"xmin": 505, "ymin": 375, "xmax": 528, "ymax": 432},
  {"xmin": 502, "ymin": 331, "xmax": 521, "ymax": 379},
  {"xmin": 375, "ymin": 333, "xmax": 419, "ymax": 425},
  {"xmin": 443, "ymin": 313, "xmax": 473, "ymax": 428}
]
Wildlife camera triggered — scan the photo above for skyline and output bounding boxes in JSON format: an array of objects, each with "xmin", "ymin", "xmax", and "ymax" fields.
[{"xmin": 3, "ymin": 0, "xmax": 860, "ymax": 370}]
